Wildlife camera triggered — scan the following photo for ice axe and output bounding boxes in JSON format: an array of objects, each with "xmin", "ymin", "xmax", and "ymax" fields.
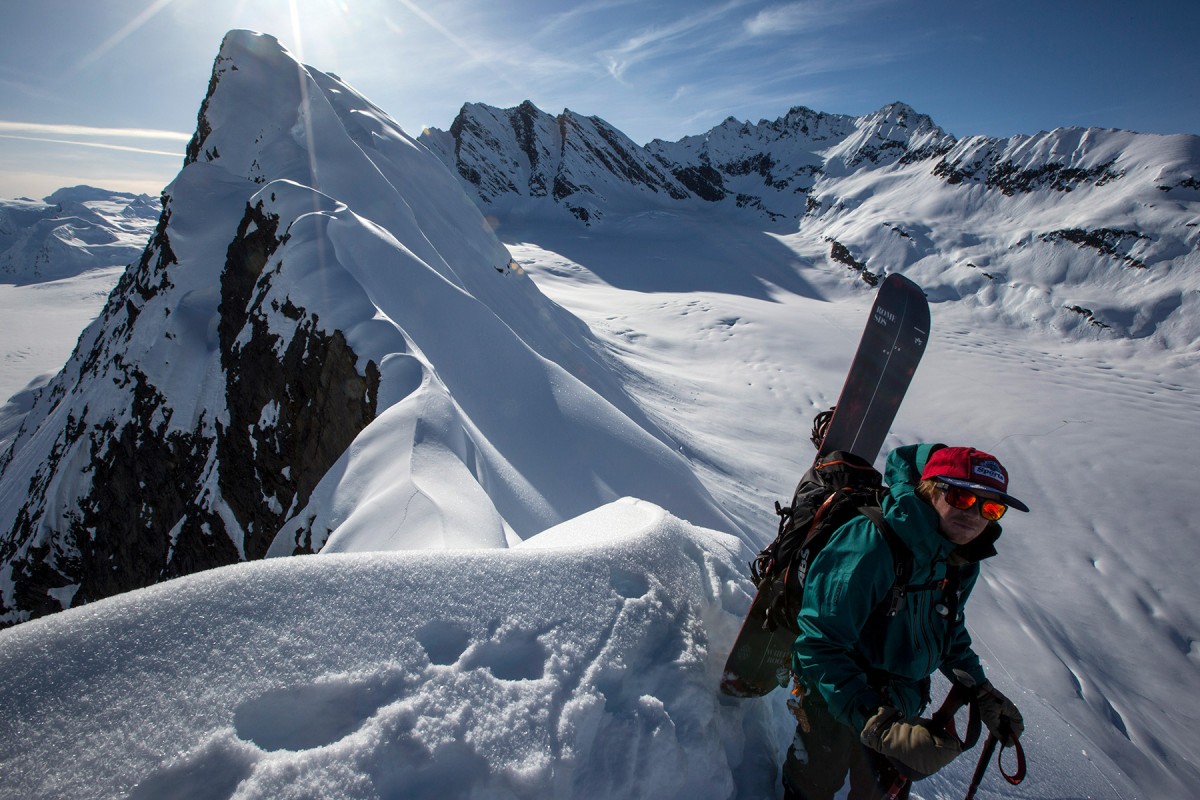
[{"xmin": 965, "ymin": 731, "xmax": 1027, "ymax": 800}]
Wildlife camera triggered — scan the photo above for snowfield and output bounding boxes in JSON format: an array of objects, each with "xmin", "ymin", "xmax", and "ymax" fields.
[
  {"xmin": 2, "ymin": 28, "xmax": 1199, "ymax": 800},
  {"xmin": 3, "ymin": 233, "xmax": 1195, "ymax": 797}
]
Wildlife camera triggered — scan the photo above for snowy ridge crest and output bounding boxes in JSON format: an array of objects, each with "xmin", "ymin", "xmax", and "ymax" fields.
[{"xmin": 0, "ymin": 30, "xmax": 735, "ymax": 627}]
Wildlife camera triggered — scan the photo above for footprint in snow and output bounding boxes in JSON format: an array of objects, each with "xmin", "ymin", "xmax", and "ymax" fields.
[
  {"xmin": 610, "ymin": 566, "xmax": 650, "ymax": 599},
  {"xmin": 415, "ymin": 620, "xmax": 472, "ymax": 665},
  {"xmin": 232, "ymin": 671, "xmax": 408, "ymax": 752},
  {"xmin": 128, "ymin": 737, "xmax": 256, "ymax": 800},
  {"xmin": 462, "ymin": 627, "xmax": 549, "ymax": 681}
]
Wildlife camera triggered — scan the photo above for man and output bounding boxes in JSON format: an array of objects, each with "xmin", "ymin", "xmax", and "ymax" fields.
[{"xmin": 784, "ymin": 444, "xmax": 1027, "ymax": 799}]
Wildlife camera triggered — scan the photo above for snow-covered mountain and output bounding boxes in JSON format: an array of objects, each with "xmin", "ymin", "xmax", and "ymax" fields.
[
  {"xmin": 425, "ymin": 100, "xmax": 1200, "ymax": 348},
  {"xmin": 421, "ymin": 101, "xmax": 954, "ymax": 225},
  {"xmin": 3, "ymin": 27, "xmax": 1200, "ymax": 800},
  {"xmin": 0, "ymin": 30, "xmax": 735, "ymax": 628},
  {"xmin": 0, "ymin": 186, "xmax": 159, "ymax": 283},
  {"xmin": 0, "ymin": 188, "xmax": 158, "ymax": 444}
]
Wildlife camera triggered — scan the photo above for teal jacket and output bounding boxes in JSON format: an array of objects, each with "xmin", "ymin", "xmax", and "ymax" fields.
[{"xmin": 792, "ymin": 443, "xmax": 997, "ymax": 731}]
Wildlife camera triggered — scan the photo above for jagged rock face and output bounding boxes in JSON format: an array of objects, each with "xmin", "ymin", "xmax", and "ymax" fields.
[
  {"xmin": 0, "ymin": 186, "xmax": 380, "ymax": 623},
  {"xmin": 0, "ymin": 34, "xmax": 392, "ymax": 625},
  {"xmin": 423, "ymin": 100, "xmax": 957, "ymax": 224},
  {"xmin": 932, "ymin": 132, "xmax": 1124, "ymax": 194},
  {"xmin": 427, "ymin": 101, "xmax": 688, "ymax": 223},
  {"xmin": 214, "ymin": 202, "xmax": 380, "ymax": 561}
]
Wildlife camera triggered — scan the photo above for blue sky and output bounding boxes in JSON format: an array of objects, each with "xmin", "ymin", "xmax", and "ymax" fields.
[{"xmin": 1, "ymin": 0, "xmax": 1197, "ymax": 199}]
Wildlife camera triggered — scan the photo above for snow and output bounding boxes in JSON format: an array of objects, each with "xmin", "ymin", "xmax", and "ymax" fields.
[
  {"xmin": 511, "ymin": 225, "xmax": 1199, "ymax": 799},
  {"xmin": 0, "ymin": 500, "xmax": 765, "ymax": 800},
  {"xmin": 0, "ymin": 267, "xmax": 121, "ymax": 398},
  {"xmin": 0, "ymin": 187, "xmax": 158, "ymax": 283},
  {"xmin": 2, "ymin": 28, "xmax": 1199, "ymax": 800},
  {"xmin": 4, "ymin": 215, "xmax": 1194, "ymax": 796}
]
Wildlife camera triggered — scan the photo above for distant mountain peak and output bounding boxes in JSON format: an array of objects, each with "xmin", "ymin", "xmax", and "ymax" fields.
[
  {"xmin": 0, "ymin": 187, "xmax": 159, "ymax": 283},
  {"xmin": 423, "ymin": 100, "xmax": 961, "ymax": 225}
]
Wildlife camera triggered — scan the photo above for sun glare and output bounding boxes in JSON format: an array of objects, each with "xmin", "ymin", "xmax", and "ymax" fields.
[{"xmin": 72, "ymin": 0, "xmax": 180, "ymax": 73}]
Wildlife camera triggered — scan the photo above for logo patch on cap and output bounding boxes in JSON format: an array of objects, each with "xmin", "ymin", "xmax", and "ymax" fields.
[{"xmin": 973, "ymin": 459, "xmax": 1006, "ymax": 485}]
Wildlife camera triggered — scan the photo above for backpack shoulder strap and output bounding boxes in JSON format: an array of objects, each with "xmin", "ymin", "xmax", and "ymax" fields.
[{"xmin": 858, "ymin": 505, "xmax": 913, "ymax": 618}]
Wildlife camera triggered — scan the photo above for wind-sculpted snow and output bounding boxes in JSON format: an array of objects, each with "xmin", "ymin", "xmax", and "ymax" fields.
[
  {"xmin": 0, "ymin": 500, "xmax": 1154, "ymax": 799},
  {"xmin": 0, "ymin": 501, "xmax": 765, "ymax": 800}
]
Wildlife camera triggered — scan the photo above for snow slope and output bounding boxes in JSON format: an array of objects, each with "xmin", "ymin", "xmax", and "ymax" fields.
[
  {"xmin": 0, "ymin": 499, "xmax": 1141, "ymax": 800},
  {"xmin": 0, "ymin": 186, "xmax": 159, "ymax": 432},
  {"xmin": 511, "ymin": 223, "xmax": 1200, "ymax": 799},
  {"xmin": 0, "ymin": 500, "xmax": 758, "ymax": 799},
  {"xmin": 0, "ymin": 266, "xmax": 123, "ymax": 425}
]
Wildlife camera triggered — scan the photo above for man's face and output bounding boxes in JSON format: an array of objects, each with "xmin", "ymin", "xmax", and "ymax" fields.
[{"xmin": 931, "ymin": 486, "xmax": 996, "ymax": 545}]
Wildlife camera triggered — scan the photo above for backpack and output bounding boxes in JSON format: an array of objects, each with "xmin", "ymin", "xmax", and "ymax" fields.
[{"xmin": 750, "ymin": 450, "xmax": 917, "ymax": 636}]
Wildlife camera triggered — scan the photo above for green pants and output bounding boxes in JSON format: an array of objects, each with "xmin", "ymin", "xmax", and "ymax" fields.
[{"xmin": 782, "ymin": 691, "xmax": 909, "ymax": 800}]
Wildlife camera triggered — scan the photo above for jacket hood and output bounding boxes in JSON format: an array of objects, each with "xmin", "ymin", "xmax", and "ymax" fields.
[{"xmin": 884, "ymin": 442, "xmax": 938, "ymax": 494}]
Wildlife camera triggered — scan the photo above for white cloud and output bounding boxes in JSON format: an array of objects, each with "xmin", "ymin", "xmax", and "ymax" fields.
[
  {"xmin": 600, "ymin": 1, "xmax": 746, "ymax": 81},
  {"xmin": 743, "ymin": 0, "xmax": 892, "ymax": 38},
  {"xmin": 745, "ymin": 3, "xmax": 821, "ymax": 36}
]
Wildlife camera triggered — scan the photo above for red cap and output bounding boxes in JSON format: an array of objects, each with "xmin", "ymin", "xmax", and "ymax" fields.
[{"xmin": 921, "ymin": 447, "xmax": 1029, "ymax": 512}]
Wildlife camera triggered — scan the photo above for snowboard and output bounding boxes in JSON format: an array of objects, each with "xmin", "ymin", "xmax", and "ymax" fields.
[{"xmin": 720, "ymin": 273, "xmax": 930, "ymax": 697}]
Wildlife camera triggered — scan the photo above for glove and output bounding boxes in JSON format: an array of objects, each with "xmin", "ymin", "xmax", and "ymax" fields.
[
  {"xmin": 976, "ymin": 682, "xmax": 1024, "ymax": 745},
  {"xmin": 860, "ymin": 706, "xmax": 962, "ymax": 779}
]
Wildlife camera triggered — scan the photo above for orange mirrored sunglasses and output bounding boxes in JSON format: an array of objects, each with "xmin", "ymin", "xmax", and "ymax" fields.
[{"xmin": 939, "ymin": 484, "xmax": 1008, "ymax": 521}]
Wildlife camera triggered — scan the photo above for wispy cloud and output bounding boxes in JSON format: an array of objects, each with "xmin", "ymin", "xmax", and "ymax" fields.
[
  {"xmin": 743, "ymin": 0, "xmax": 893, "ymax": 38},
  {"xmin": 0, "ymin": 134, "xmax": 183, "ymax": 158},
  {"xmin": 0, "ymin": 121, "xmax": 189, "ymax": 159},
  {"xmin": 600, "ymin": 1, "xmax": 748, "ymax": 82},
  {"xmin": 0, "ymin": 121, "xmax": 191, "ymax": 142},
  {"xmin": 541, "ymin": 0, "xmax": 638, "ymax": 32}
]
